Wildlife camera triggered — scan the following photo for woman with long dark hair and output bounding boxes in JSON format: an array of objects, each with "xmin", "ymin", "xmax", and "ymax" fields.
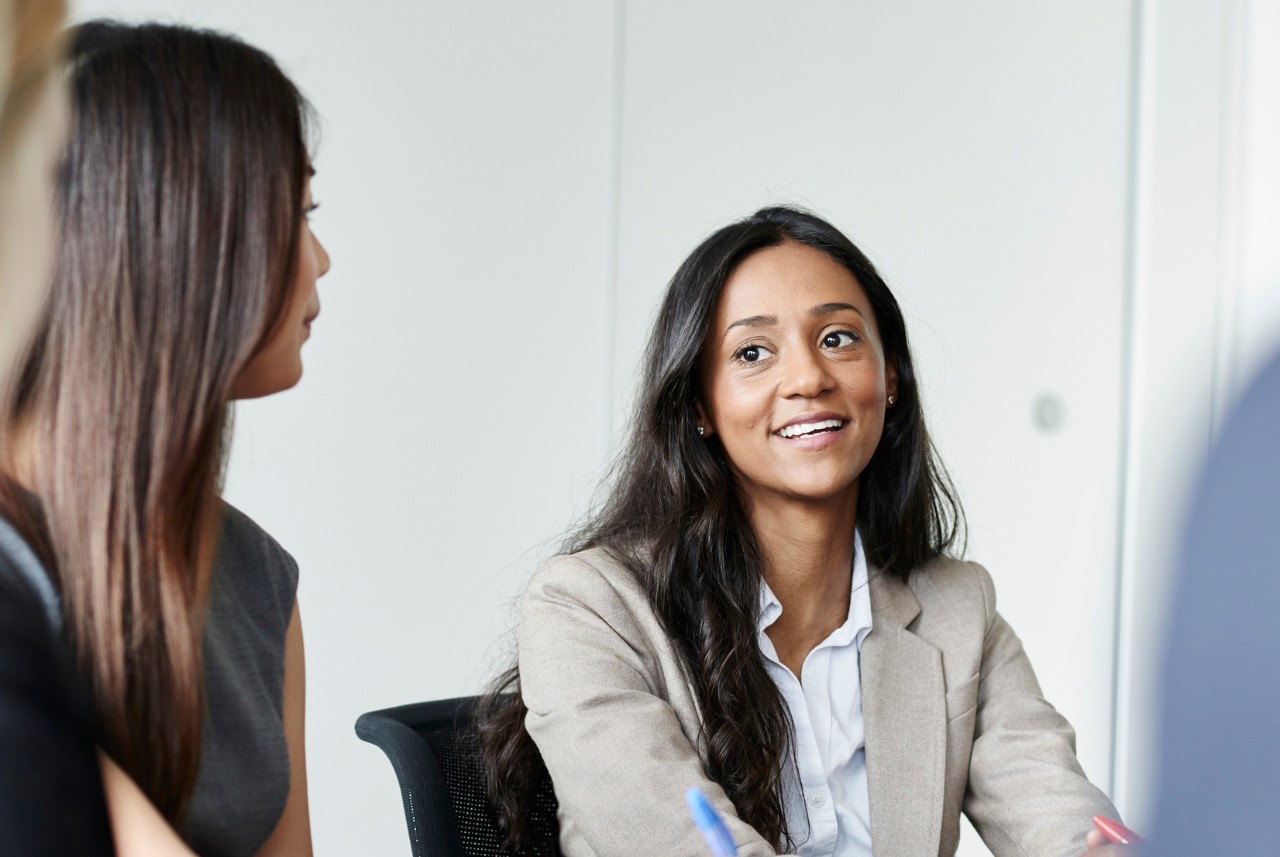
[
  {"xmin": 0, "ymin": 20, "xmax": 328, "ymax": 857},
  {"xmin": 482, "ymin": 207, "xmax": 1122, "ymax": 857}
]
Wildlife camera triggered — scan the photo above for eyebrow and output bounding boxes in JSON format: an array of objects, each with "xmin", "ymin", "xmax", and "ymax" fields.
[
  {"xmin": 725, "ymin": 314, "xmax": 777, "ymax": 333},
  {"xmin": 724, "ymin": 303, "xmax": 865, "ymax": 336},
  {"xmin": 810, "ymin": 302, "xmax": 864, "ymax": 318}
]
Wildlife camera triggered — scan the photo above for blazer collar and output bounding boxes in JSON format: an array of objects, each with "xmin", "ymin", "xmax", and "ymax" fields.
[
  {"xmin": 862, "ymin": 564, "xmax": 945, "ymax": 857},
  {"xmin": 867, "ymin": 564, "xmax": 922, "ymax": 629}
]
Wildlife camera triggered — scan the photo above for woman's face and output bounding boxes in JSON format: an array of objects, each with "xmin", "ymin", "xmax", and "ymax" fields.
[
  {"xmin": 698, "ymin": 240, "xmax": 896, "ymax": 509},
  {"xmin": 230, "ymin": 175, "xmax": 330, "ymax": 400}
]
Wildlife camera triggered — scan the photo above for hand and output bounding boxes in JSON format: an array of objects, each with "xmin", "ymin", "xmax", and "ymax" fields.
[{"xmin": 1081, "ymin": 827, "xmax": 1140, "ymax": 855}]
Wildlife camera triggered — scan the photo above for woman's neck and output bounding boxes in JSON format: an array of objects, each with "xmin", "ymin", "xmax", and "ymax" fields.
[{"xmin": 748, "ymin": 488, "xmax": 859, "ymax": 676}]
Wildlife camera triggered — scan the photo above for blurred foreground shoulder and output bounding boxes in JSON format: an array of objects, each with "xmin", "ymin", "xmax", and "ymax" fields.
[{"xmin": 0, "ymin": 522, "xmax": 114, "ymax": 855}]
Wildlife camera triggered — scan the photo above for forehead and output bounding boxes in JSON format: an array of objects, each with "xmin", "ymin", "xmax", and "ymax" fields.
[{"xmin": 711, "ymin": 240, "xmax": 874, "ymax": 331}]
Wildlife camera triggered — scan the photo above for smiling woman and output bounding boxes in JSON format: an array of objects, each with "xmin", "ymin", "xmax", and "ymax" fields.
[{"xmin": 480, "ymin": 207, "xmax": 1127, "ymax": 857}]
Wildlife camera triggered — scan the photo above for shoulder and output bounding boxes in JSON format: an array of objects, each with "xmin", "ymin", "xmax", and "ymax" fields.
[
  {"xmin": 217, "ymin": 503, "xmax": 297, "ymax": 569},
  {"xmin": 523, "ymin": 546, "xmax": 649, "ymax": 617},
  {"xmin": 0, "ymin": 515, "xmax": 60, "ymax": 632},
  {"xmin": 211, "ymin": 502, "xmax": 298, "ymax": 631},
  {"xmin": 216, "ymin": 502, "xmax": 299, "ymax": 591},
  {"xmin": 0, "ymin": 571, "xmax": 114, "ymax": 853},
  {"xmin": 520, "ymin": 546, "xmax": 667, "ymax": 659},
  {"xmin": 906, "ymin": 555, "xmax": 997, "ymax": 631},
  {"xmin": 519, "ymin": 547, "xmax": 683, "ymax": 704}
]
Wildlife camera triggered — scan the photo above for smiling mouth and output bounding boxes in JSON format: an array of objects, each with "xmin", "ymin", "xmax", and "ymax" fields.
[{"xmin": 776, "ymin": 418, "xmax": 846, "ymax": 439}]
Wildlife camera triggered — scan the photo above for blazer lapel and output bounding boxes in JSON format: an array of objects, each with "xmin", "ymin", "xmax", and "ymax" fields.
[{"xmin": 862, "ymin": 568, "xmax": 946, "ymax": 857}]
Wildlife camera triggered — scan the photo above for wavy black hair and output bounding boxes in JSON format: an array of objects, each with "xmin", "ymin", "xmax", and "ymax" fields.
[{"xmin": 480, "ymin": 206, "xmax": 963, "ymax": 850}]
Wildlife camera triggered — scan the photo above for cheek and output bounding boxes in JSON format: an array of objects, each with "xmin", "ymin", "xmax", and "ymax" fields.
[
  {"xmin": 708, "ymin": 379, "xmax": 770, "ymax": 435},
  {"xmin": 848, "ymin": 360, "xmax": 888, "ymax": 405},
  {"xmin": 296, "ymin": 253, "xmax": 318, "ymax": 298},
  {"xmin": 294, "ymin": 258, "xmax": 314, "ymax": 303}
]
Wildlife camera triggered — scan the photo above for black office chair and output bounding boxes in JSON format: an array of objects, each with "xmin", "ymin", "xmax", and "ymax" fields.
[{"xmin": 356, "ymin": 695, "xmax": 561, "ymax": 857}]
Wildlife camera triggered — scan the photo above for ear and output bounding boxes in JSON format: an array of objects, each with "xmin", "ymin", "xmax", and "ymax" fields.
[
  {"xmin": 694, "ymin": 399, "xmax": 714, "ymax": 438},
  {"xmin": 885, "ymin": 356, "xmax": 899, "ymax": 403}
]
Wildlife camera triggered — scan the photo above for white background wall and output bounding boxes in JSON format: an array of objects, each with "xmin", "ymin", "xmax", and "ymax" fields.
[{"xmin": 67, "ymin": 2, "xmax": 1280, "ymax": 855}]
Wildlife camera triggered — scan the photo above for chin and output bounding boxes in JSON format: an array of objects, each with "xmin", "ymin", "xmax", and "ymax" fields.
[
  {"xmin": 774, "ymin": 477, "xmax": 859, "ymax": 505},
  {"xmin": 276, "ymin": 363, "xmax": 304, "ymax": 394},
  {"xmin": 230, "ymin": 363, "xmax": 304, "ymax": 401},
  {"xmin": 791, "ymin": 464, "xmax": 861, "ymax": 494}
]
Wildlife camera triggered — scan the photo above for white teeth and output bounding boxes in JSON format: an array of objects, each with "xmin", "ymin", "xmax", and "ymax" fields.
[{"xmin": 778, "ymin": 419, "xmax": 843, "ymax": 438}]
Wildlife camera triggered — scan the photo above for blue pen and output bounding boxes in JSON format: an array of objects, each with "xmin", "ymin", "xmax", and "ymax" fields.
[{"xmin": 686, "ymin": 787, "xmax": 739, "ymax": 857}]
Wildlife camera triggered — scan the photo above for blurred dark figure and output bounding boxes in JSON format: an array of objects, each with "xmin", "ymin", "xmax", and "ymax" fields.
[
  {"xmin": 1146, "ymin": 349, "xmax": 1280, "ymax": 856},
  {"xmin": 1, "ymin": 0, "xmax": 115, "ymax": 853}
]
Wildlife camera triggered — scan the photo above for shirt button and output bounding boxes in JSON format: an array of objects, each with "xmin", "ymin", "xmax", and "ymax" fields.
[{"xmin": 810, "ymin": 793, "xmax": 826, "ymax": 808}]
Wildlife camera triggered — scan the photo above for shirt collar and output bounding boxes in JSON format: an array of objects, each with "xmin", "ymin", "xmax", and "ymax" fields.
[{"xmin": 757, "ymin": 529, "xmax": 874, "ymax": 648}]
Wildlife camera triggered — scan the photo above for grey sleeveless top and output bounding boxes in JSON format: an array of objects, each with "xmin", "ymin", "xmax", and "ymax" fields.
[{"xmin": 181, "ymin": 502, "xmax": 299, "ymax": 857}]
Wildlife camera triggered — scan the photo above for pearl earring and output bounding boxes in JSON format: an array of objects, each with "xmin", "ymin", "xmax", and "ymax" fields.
[
  {"xmin": 697, "ymin": 426, "xmax": 705, "ymax": 436},
  {"xmin": 887, "ymin": 395, "xmax": 897, "ymax": 406}
]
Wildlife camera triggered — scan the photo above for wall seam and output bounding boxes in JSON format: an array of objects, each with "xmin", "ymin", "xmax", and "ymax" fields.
[
  {"xmin": 1110, "ymin": 0, "xmax": 1155, "ymax": 811},
  {"xmin": 598, "ymin": 0, "xmax": 627, "ymax": 465},
  {"xmin": 1212, "ymin": 0, "xmax": 1248, "ymax": 429}
]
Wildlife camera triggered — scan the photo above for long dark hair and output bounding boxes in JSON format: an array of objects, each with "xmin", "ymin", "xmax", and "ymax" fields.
[
  {"xmin": 480, "ymin": 206, "xmax": 963, "ymax": 850},
  {"xmin": 0, "ymin": 21, "xmax": 312, "ymax": 823}
]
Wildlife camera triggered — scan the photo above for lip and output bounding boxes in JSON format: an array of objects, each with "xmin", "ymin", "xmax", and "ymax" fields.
[
  {"xmin": 303, "ymin": 309, "xmax": 320, "ymax": 329},
  {"xmin": 773, "ymin": 411, "xmax": 848, "ymax": 450}
]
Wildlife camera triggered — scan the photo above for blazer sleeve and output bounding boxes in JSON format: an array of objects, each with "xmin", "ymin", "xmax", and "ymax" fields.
[
  {"xmin": 519, "ymin": 553, "xmax": 789, "ymax": 857},
  {"xmin": 961, "ymin": 564, "xmax": 1118, "ymax": 857}
]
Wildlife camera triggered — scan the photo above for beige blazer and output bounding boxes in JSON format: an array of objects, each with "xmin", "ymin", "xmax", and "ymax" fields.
[{"xmin": 519, "ymin": 548, "xmax": 1117, "ymax": 857}]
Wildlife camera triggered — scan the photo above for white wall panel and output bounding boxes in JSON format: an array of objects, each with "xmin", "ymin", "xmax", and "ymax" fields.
[
  {"xmin": 1112, "ymin": 0, "xmax": 1231, "ymax": 828},
  {"xmin": 1223, "ymin": 0, "xmax": 1280, "ymax": 393}
]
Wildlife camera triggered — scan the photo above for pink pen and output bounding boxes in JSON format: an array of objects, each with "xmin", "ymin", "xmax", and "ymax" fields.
[{"xmin": 1093, "ymin": 815, "xmax": 1145, "ymax": 846}]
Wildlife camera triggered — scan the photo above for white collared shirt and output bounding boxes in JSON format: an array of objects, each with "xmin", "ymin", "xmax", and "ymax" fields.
[{"xmin": 757, "ymin": 530, "xmax": 874, "ymax": 857}]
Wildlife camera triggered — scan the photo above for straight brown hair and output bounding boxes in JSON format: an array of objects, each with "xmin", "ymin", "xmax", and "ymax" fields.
[{"xmin": 0, "ymin": 21, "xmax": 312, "ymax": 822}]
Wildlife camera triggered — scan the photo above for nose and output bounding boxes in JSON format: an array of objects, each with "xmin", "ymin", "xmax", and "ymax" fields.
[
  {"xmin": 313, "ymin": 231, "xmax": 331, "ymax": 278},
  {"xmin": 780, "ymin": 343, "xmax": 834, "ymax": 399}
]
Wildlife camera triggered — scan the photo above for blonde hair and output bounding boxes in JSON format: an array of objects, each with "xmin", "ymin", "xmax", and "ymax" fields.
[{"xmin": 0, "ymin": 0, "xmax": 67, "ymax": 391}]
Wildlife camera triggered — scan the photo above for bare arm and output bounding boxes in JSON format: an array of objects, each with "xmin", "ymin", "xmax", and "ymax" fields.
[
  {"xmin": 256, "ymin": 603, "xmax": 313, "ymax": 857},
  {"xmin": 99, "ymin": 753, "xmax": 197, "ymax": 856}
]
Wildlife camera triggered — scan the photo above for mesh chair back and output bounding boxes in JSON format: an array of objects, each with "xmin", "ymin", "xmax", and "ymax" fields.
[{"xmin": 356, "ymin": 696, "xmax": 560, "ymax": 857}]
